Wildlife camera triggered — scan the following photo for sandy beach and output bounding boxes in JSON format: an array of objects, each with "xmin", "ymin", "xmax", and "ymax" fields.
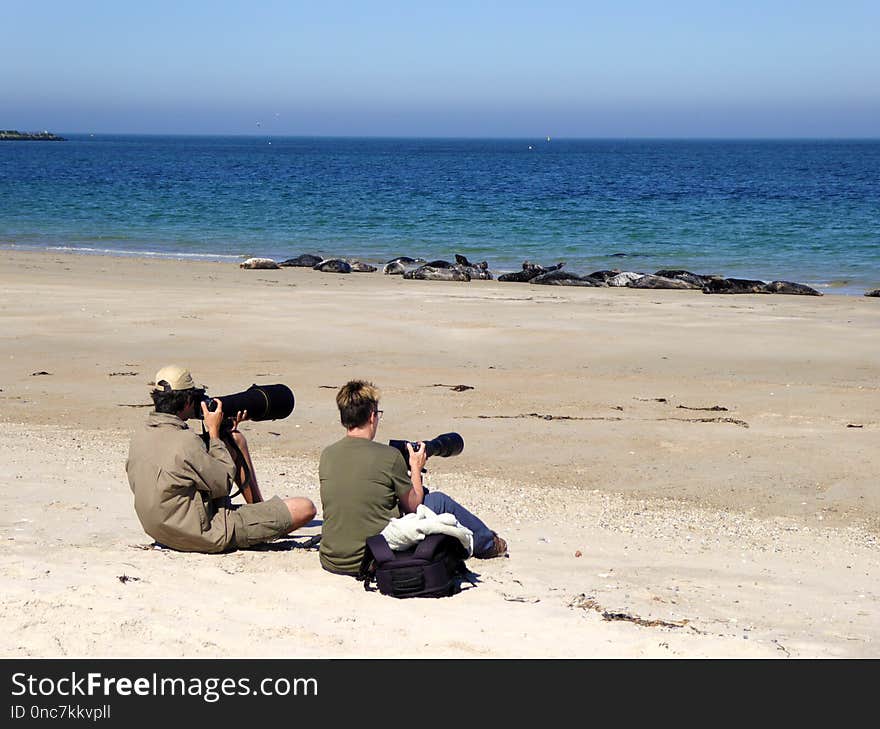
[{"xmin": 1, "ymin": 249, "xmax": 878, "ymax": 658}]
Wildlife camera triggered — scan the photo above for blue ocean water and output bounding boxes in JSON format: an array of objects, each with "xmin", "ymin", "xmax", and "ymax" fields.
[{"xmin": 1, "ymin": 135, "xmax": 878, "ymax": 293}]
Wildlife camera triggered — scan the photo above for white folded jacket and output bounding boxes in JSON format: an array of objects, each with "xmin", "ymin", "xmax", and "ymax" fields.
[{"xmin": 381, "ymin": 504, "xmax": 474, "ymax": 557}]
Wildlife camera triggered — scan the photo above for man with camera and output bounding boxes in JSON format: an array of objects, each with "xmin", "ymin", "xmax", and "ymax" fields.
[
  {"xmin": 318, "ymin": 379, "xmax": 507, "ymax": 575},
  {"xmin": 126, "ymin": 365, "xmax": 316, "ymax": 553}
]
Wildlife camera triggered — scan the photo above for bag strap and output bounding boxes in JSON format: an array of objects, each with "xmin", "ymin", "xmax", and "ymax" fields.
[
  {"xmin": 359, "ymin": 535, "xmax": 394, "ymax": 591},
  {"xmin": 366, "ymin": 534, "xmax": 395, "ymax": 563}
]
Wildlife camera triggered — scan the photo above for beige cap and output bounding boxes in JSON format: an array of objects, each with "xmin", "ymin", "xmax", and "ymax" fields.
[{"xmin": 152, "ymin": 365, "xmax": 205, "ymax": 392}]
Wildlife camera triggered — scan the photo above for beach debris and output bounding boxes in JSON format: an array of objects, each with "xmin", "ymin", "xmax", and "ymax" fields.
[
  {"xmin": 574, "ymin": 550, "xmax": 583, "ymax": 558},
  {"xmin": 677, "ymin": 404, "xmax": 728, "ymax": 412},
  {"xmin": 318, "ymin": 385, "xmax": 337, "ymax": 389},
  {"xmin": 475, "ymin": 413, "xmax": 623, "ymax": 422},
  {"xmin": 662, "ymin": 416, "xmax": 749, "ymax": 428},
  {"xmin": 472, "ymin": 410, "xmax": 746, "ymax": 427},
  {"xmin": 635, "ymin": 397, "xmax": 668, "ymax": 403},
  {"xmin": 602, "ymin": 611, "xmax": 687, "ymax": 628},
  {"xmin": 431, "ymin": 383, "xmax": 474, "ymax": 392},
  {"xmin": 865, "ymin": 289, "xmax": 880, "ymax": 297},
  {"xmin": 108, "ymin": 371, "xmax": 138, "ymax": 377},
  {"xmin": 239, "ymin": 257, "xmax": 280, "ymax": 269},
  {"xmin": 252, "ymin": 534, "xmax": 322, "ymax": 551},
  {"xmin": 117, "ymin": 574, "xmax": 141, "ymax": 583},
  {"xmin": 31, "ymin": 371, "xmax": 51, "ymax": 376},
  {"xmin": 313, "ymin": 258, "xmax": 352, "ymax": 273},
  {"xmin": 772, "ymin": 640, "xmax": 791, "ymax": 657},
  {"xmin": 847, "ymin": 424, "xmax": 864, "ymax": 428},
  {"xmin": 118, "ymin": 403, "xmax": 152, "ymax": 408},
  {"xmin": 568, "ymin": 593, "xmax": 687, "ymax": 629},
  {"xmin": 279, "ymin": 253, "xmax": 323, "ymax": 267},
  {"xmin": 502, "ymin": 594, "xmax": 541, "ymax": 603}
]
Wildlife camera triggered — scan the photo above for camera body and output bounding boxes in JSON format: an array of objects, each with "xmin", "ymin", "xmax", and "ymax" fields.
[
  {"xmin": 198, "ymin": 383, "xmax": 295, "ymax": 423},
  {"xmin": 388, "ymin": 432, "xmax": 464, "ymax": 465}
]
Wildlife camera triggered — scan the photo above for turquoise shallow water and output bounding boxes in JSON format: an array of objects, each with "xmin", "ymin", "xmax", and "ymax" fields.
[{"xmin": 2, "ymin": 135, "xmax": 878, "ymax": 293}]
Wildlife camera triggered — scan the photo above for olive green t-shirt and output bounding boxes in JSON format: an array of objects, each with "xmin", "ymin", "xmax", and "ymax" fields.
[{"xmin": 319, "ymin": 436, "xmax": 413, "ymax": 575}]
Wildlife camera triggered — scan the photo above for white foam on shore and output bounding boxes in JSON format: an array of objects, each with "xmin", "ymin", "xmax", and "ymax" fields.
[{"xmin": 2, "ymin": 242, "xmax": 244, "ymax": 262}]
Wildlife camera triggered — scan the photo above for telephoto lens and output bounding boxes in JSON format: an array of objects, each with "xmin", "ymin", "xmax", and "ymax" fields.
[
  {"xmin": 205, "ymin": 384, "xmax": 295, "ymax": 421},
  {"xmin": 388, "ymin": 432, "xmax": 464, "ymax": 462},
  {"xmin": 422, "ymin": 432, "xmax": 464, "ymax": 458}
]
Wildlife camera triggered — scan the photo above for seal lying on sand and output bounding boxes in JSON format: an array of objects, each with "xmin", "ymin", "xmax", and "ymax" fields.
[
  {"xmin": 587, "ymin": 270, "xmax": 622, "ymax": 282},
  {"xmin": 498, "ymin": 261, "xmax": 565, "ymax": 283},
  {"xmin": 383, "ymin": 256, "xmax": 427, "ymax": 275},
  {"xmin": 702, "ymin": 278, "xmax": 770, "ymax": 294},
  {"xmin": 403, "ymin": 265, "xmax": 471, "ymax": 282},
  {"xmin": 454, "ymin": 254, "xmax": 493, "ymax": 280},
  {"xmin": 240, "ymin": 257, "xmax": 280, "ymax": 270},
  {"xmin": 654, "ymin": 270, "xmax": 716, "ymax": 287},
  {"xmin": 628, "ymin": 274, "xmax": 701, "ymax": 290},
  {"xmin": 764, "ymin": 281, "xmax": 822, "ymax": 296},
  {"xmin": 530, "ymin": 270, "xmax": 605, "ymax": 286},
  {"xmin": 606, "ymin": 271, "xmax": 644, "ymax": 287},
  {"xmin": 346, "ymin": 260, "xmax": 377, "ymax": 273},
  {"xmin": 313, "ymin": 259, "xmax": 352, "ymax": 274},
  {"xmin": 703, "ymin": 278, "xmax": 822, "ymax": 295},
  {"xmin": 866, "ymin": 289, "xmax": 880, "ymax": 297},
  {"xmin": 279, "ymin": 253, "xmax": 323, "ymax": 267}
]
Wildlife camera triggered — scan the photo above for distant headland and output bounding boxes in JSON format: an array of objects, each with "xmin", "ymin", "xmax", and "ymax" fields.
[{"xmin": 0, "ymin": 130, "xmax": 66, "ymax": 141}]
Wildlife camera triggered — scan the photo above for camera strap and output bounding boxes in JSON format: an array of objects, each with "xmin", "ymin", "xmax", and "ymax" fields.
[{"xmin": 199, "ymin": 422, "xmax": 249, "ymax": 501}]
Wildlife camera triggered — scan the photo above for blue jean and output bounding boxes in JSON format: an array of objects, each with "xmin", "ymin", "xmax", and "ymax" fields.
[{"xmin": 422, "ymin": 491, "xmax": 495, "ymax": 556}]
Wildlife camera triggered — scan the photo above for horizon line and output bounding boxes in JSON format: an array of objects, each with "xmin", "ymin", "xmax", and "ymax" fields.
[{"xmin": 42, "ymin": 131, "xmax": 880, "ymax": 142}]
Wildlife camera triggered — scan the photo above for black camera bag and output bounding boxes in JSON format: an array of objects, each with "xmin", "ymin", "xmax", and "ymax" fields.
[{"xmin": 359, "ymin": 533, "xmax": 469, "ymax": 598}]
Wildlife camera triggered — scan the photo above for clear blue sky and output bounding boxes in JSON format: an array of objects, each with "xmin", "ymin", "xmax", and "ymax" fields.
[{"xmin": 3, "ymin": 1, "xmax": 878, "ymax": 137}]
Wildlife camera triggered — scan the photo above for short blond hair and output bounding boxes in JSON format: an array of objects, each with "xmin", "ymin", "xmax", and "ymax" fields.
[{"xmin": 336, "ymin": 380, "xmax": 380, "ymax": 429}]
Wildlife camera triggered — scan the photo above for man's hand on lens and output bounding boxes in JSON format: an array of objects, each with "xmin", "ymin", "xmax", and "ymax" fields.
[
  {"xmin": 202, "ymin": 398, "xmax": 224, "ymax": 439},
  {"xmin": 230, "ymin": 409, "xmax": 249, "ymax": 432},
  {"xmin": 406, "ymin": 441, "xmax": 428, "ymax": 473}
]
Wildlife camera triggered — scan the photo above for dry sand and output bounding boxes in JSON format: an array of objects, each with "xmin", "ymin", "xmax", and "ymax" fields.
[{"xmin": 1, "ymin": 249, "xmax": 878, "ymax": 657}]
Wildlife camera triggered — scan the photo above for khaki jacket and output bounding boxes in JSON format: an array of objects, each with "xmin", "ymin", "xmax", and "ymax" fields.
[{"xmin": 126, "ymin": 412, "xmax": 236, "ymax": 552}]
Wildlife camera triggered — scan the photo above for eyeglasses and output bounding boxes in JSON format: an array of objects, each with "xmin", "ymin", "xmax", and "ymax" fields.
[{"xmin": 374, "ymin": 409, "xmax": 384, "ymax": 420}]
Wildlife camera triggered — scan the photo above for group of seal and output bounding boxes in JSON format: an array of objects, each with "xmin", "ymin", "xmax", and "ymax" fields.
[
  {"xmin": 495, "ymin": 262, "xmax": 824, "ymax": 295},
  {"xmin": 272, "ymin": 254, "xmax": 377, "ymax": 273},
  {"xmin": 239, "ymin": 253, "xmax": 876, "ymax": 296},
  {"xmin": 393, "ymin": 254, "xmax": 493, "ymax": 282}
]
